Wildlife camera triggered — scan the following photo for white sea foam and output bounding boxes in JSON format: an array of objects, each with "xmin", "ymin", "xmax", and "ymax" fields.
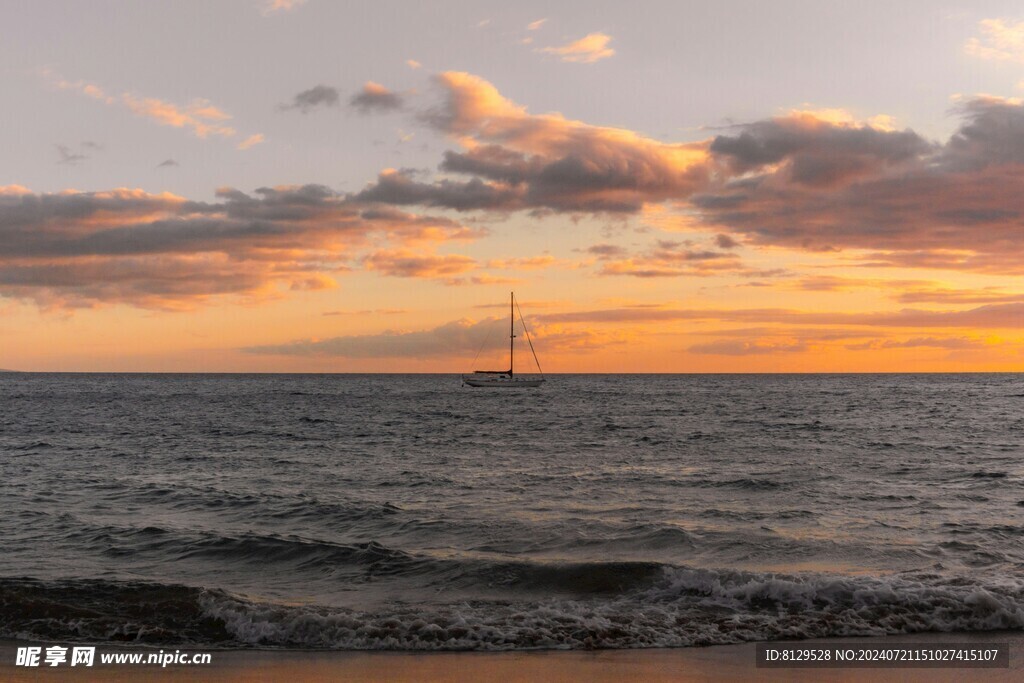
[{"xmin": 199, "ymin": 567, "xmax": 1024, "ymax": 650}]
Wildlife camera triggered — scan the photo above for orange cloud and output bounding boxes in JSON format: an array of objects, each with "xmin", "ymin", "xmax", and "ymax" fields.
[
  {"xmin": 894, "ymin": 286, "xmax": 1024, "ymax": 305},
  {"xmin": 844, "ymin": 337, "xmax": 991, "ymax": 351},
  {"xmin": 485, "ymin": 255, "xmax": 557, "ymax": 270},
  {"xmin": 289, "ymin": 274, "xmax": 337, "ymax": 291},
  {"xmin": 539, "ymin": 302, "xmax": 1024, "ymax": 329},
  {"xmin": 473, "ymin": 299, "xmax": 568, "ymax": 311},
  {"xmin": 686, "ymin": 331, "xmax": 1001, "ymax": 358},
  {"xmin": 120, "ymin": 95, "xmax": 236, "ymax": 139},
  {"xmin": 696, "ymin": 97, "xmax": 1024, "ymax": 271},
  {"xmin": 540, "ymin": 32, "xmax": 615, "ymax": 63},
  {"xmin": 353, "ymin": 72, "xmax": 1024, "ymax": 275},
  {"xmin": 237, "ymin": 134, "xmax": 266, "ymax": 150},
  {"xmin": 47, "ymin": 70, "xmax": 262, "ymax": 145},
  {"xmin": 47, "ymin": 72, "xmax": 116, "ymax": 104},
  {"xmin": 362, "ymin": 249, "xmax": 476, "ymax": 281},
  {"xmin": 463, "ymin": 273, "xmax": 521, "ymax": 285},
  {"xmin": 965, "ymin": 18, "xmax": 1024, "ymax": 63},
  {"xmin": 322, "ymin": 308, "xmax": 407, "ymax": 316},
  {"xmin": 262, "ymin": 0, "xmax": 306, "ymax": 15},
  {"xmin": 0, "ymin": 185, "xmax": 480, "ymax": 309},
  {"xmin": 778, "ymin": 276, "xmax": 1024, "ymax": 304},
  {"xmin": 350, "ymin": 82, "xmax": 403, "ymax": 112},
  {"xmin": 594, "ymin": 239, "xmax": 741, "ymax": 278},
  {"xmin": 689, "ymin": 338, "xmax": 808, "ymax": 355},
  {"xmin": 357, "ymin": 71, "xmax": 708, "ymax": 212}
]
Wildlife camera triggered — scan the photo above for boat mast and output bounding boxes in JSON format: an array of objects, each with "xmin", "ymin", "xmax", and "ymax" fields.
[{"xmin": 509, "ymin": 291, "xmax": 515, "ymax": 377}]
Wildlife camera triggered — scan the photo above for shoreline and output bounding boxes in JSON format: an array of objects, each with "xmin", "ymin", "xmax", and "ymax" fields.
[{"xmin": 2, "ymin": 632, "xmax": 1022, "ymax": 682}]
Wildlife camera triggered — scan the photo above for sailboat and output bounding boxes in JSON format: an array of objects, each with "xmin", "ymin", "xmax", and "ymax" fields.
[{"xmin": 463, "ymin": 292, "xmax": 545, "ymax": 388}]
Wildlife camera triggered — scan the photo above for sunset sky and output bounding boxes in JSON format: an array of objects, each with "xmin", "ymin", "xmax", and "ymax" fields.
[{"xmin": 1, "ymin": 0, "xmax": 1022, "ymax": 372}]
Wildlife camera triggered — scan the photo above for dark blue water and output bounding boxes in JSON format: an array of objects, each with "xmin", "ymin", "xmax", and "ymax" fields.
[{"xmin": 1, "ymin": 374, "xmax": 1022, "ymax": 649}]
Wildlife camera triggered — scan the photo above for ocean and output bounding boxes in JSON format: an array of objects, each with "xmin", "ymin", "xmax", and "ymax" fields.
[{"xmin": 1, "ymin": 373, "xmax": 1022, "ymax": 650}]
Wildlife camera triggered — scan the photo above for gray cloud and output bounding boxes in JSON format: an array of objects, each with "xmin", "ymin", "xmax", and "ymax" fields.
[
  {"xmin": 361, "ymin": 249, "xmax": 476, "ymax": 280},
  {"xmin": 353, "ymin": 73, "xmax": 1024, "ymax": 272},
  {"xmin": 845, "ymin": 337, "xmax": 989, "ymax": 351},
  {"xmin": 380, "ymin": 73, "xmax": 711, "ymax": 213},
  {"xmin": 538, "ymin": 302, "xmax": 1024, "ymax": 329},
  {"xmin": 709, "ymin": 118, "xmax": 931, "ymax": 186},
  {"xmin": 55, "ymin": 144, "xmax": 88, "ymax": 165},
  {"xmin": 350, "ymin": 82, "xmax": 403, "ymax": 113},
  {"xmin": 688, "ymin": 332, "xmax": 991, "ymax": 356},
  {"xmin": 246, "ymin": 317, "xmax": 507, "ymax": 358},
  {"xmin": 157, "ymin": 159, "xmax": 179, "ymax": 168},
  {"xmin": 281, "ymin": 85, "xmax": 340, "ymax": 113},
  {"xmin": 594, "ymin": 239, "xmax": 741, "ymax": 278},
  {"xmin": 585, "ymin": 243, "xmax": 628, "ymax": 259},
  {"xmin": 692, "ymin": 98, "xmax": 1024, "ymax": 268},
  {"xmin": 714, "ymin": 233, "xmax": 739, "ymax": 249},
  {"xmin": 894, "ymin": 287, "xmax": 1024, "ymax": 305},
  {"xmin": 243, "ymin": 315, "xmax": 621, "ymax": 358},
  {"xmin": 688, "ymin": 339, "xmax": 808, "ymax": 355},
  {"xmin": 356, "ymin": 169, "xmax": 520, "ymax": 211},
  {"xmin": 0, "ymin": 185, "xmax": 477, "ymax": 308},
  {"xmin": 944, "ymin": 96, "xmax": 1024, "ymax": 170},
  {"xmin": 0, "ymin": 257, "xmax": 269, "ymax": 311}
]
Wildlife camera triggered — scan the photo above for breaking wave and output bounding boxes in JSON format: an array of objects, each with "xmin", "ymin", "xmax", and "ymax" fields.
[{"xmin": 4, "ymin": 565, "xmax": 1023, "ymax": 650}]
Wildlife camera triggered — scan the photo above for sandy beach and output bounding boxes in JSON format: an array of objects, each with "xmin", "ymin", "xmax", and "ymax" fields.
[{"xmin": 2, "ymin": 632, "xmax": 1021, "ymax": 682}]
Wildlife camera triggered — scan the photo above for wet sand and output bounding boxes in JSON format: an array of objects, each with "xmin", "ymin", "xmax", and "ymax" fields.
[{"xmin": 2, "ymin": 632, "xmax": 1022, "ymax": 682}]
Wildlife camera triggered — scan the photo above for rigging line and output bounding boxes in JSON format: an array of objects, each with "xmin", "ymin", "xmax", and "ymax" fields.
[
  {"xmin": 469, "ymin": 315, "xmax": 496, "ymax": 371},
  {"xmin": 515, "ymin": 295, "xmax": 543, "ymax": 376}
]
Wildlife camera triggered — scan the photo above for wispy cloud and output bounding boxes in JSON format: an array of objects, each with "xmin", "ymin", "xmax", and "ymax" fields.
[
  {"xmin": 322, "ymin": 308, "xmax": 407, "ymax": 316},
  {"xmin": 893, "ymin": 286, "xmax": 1024, "ymax": 305},
  {"xmin": 121, "ymin": 94, "xmax": 236, "ymax": 139},
  {"xmin": 237, "ymin": 134, "xmax": 265, "ymax": 150},
  {"xmin": 540, "ymin": 32, "xmax": 615, "ymax": 63},
  {"xmin": 845, "ymin": 337, "xmax": 989, "ymax": 351},
  {"xmin": 688, "ymin": 332, "xmax": 996, "ymax": 356},
  {"xmin": 527, "ymin": 18, "xmax": 547, "ymax": 31},
  {"xmin": 362, "ymin": 249, "xmax": 476, "ymax": 282},
  {"xmin": 246, "ymin": 317, "xmax": 505, "ymax": 358},
  {"xmin": 689, "ymin": 339, "xmax": 807, "ymax": 356},
  {"xmin": 485, "ymin": 255, "xmax": 557, "ymax": 270},
  {"xmin": 595, "ymin": 240, "xmax": 741, "ymax": 278},
  {"xmin": 46, "ymin": 70, "xmax": 262, "ymax": 146},
  {"xmin": 55, "ymin": 144, "xmax": 88, "ymax": 165},
  {"xmin": 261, "ymin": 0, "xmax": 306, "ymax": 16},
  {"xmin": 244, "ymin": 315, "xmax": 624, "ymax": 358},
  {"xmin": 538, "ymin": 302, "xmax": 1024, "ymax": 329},
  {"xmin": 965, "ymin": 18, "xmax": 1024, "ymax": 63}
]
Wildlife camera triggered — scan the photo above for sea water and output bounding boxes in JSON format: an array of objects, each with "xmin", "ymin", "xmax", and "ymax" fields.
[{"xmin": 1, "ymin": 373, "xmax": 1022, "ymax": 649}]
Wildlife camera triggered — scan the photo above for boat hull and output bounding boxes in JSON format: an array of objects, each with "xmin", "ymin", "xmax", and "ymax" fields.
[{"xmin": 463, "ymin": 377, "xmax": 545, "ymax": 388}]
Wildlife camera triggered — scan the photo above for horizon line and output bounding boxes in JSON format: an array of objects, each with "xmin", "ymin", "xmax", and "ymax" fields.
[{"xmin": 0, "ymin": 370, "xmax": 1020, "ymax": 376}]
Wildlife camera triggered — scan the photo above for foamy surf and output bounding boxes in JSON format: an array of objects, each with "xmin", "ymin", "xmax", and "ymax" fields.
[{"xmin": 4, "ymin": 566, "xmax": 1023, "ymax": 650}]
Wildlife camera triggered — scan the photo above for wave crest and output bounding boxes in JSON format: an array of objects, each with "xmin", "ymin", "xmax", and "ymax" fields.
[{"xmin": 4, "ymin": 565, "xmax": 1023, "ymax": 650}]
